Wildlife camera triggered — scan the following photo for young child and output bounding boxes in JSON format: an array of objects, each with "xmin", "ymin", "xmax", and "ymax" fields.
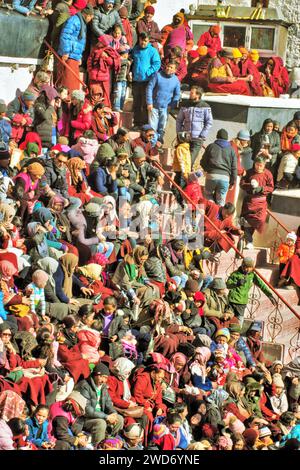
[
  {"xmin": 172, "ymin": 132, "xmax": 191, "ymax": 206},
  {"xmin": 7, "ymin": 418, "xmax": 37, "ymax": 450},
  {"xmin": 10, "ymin": 114, "xmax": 27, "ymax": 144},
  {"xmin": 110, "ymin": 24, "xmax": 128, "ymax": 52},
  {"xmin": 112, "ymin": 45, "xmax": 131, "ymax": 112},
  {"xmin": 26, "ymin": 270, "xmax": 49, "ymax": 320},
  {"xmin": 25, "ymin": 405, "xmax": 55, "ymax": 449},
  {"xmin": 184, "ymin": 171, "xmax": 204, "ymax": 206},
  {"xmin": 277, "ymin": 232, "xmax": 297, "ymax": 282}
]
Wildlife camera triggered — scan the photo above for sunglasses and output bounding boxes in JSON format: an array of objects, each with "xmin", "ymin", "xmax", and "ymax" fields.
[{"xmin": 1, "ymin": 333, "xmax": 12, "ymax": 337}]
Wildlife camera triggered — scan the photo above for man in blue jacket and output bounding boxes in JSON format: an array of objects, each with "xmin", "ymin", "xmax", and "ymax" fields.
[
  {"xmin": 131, "ymin": 32, "xmax": 161, "ymax": 129},
  {"xmin": 58, "ymin": 4, "xmax": 94, "ymax": 92},
  {"xmin": 176, "ymin": 85, "xmax": 213, "ymax": 167},
  {"xmin": 146, "ymin": 61, "xmax": 181, "ymax": 145}
]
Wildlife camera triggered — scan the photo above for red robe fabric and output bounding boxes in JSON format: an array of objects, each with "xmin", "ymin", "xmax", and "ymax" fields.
[
  {"xmin": 57, "ymin": 343, "xmax": 90, "ymax": 383},
  {"xmin": 56, "ymin": 58, "xmax": 82, "ymax": 94},
  {"xmin": 207, "ymin": 80, "xmax": 251, "ymax": 95},
  {"xmin": 240, "ymin": 58, "xmax": 263, "ymax": 96},
  {"xmin": 281, "ymin": 236, "xmax": 300, "ymax": 286},
  {"xmin": 265, "ymin": 57, "xmax": 289, "ymax": 98},
  {"xmin": 107, "ymin": 375, "xmax": 137, "ymax": 427},
  {"xmin": 240, "ymin": 169, "xmax": 274, "ymax": 232},
  {"xmin": 197, "ymin": 31, "xmax": 222, "ymax": 55}
]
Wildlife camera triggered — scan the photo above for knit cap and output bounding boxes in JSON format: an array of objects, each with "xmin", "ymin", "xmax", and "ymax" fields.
[
  {"xmin": 93, "ymin": 362, "xmax": 110, "ymax": 376},
  {"xmin": 198, "ymin": 46, "xmax": 208, "ymax": 56},
  {"xmin": 242, "ymin": 257, "xmax": 255, "ymax": 267},
  {"xmin": 259, "ymin": 426, "xmax": 271, "ymax": 438},
  {"xmin": 71, "ymin": 89, "xmax": 86, "ymax": 102},
  {"xmin": 215, "ymin": 328, "xmax": 230, "ymax": 341},
  {"xmin": 132, "ymin": 146, "xmax": 146, "ymax": 159},
  {"xmin": 22, "ymin": 91, "xmax": 36, "ymax": 102},
  {"xmin": 144, "ymin": 5, "xmax": 155, "ymax": 15},
  {"xmin": 152, "ymin": 424, "xmax": 168, "ymax": 440},
  {"xmin": 272, "ymin": 373, "xmax": 285, "ymax": 388},
  {"xmin": 124, "ymin": 423, "xmax": 144, "ymax": 439},
  {"xmin": 237, "ymin": 129, "xmax": 251, "ymax": 141},
  {"xmin": 216, "ymin": 129, "xmax": 228, "ymax": 140},
  {"xmin": 243, "ymin": 428, "xmax": 258, "ymax": 446},
  {"xmin": 286, "ymin": 232, "xmax": 297, "ymax": 243},
  {"xmin": 84, "ymin": 202, "xmax": 102, "ymax": 218}
]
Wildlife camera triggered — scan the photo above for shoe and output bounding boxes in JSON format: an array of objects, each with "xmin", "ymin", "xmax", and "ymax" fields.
[{"xmin": 245, "ymin": 243, "xmax": 254, "ymax": 250}]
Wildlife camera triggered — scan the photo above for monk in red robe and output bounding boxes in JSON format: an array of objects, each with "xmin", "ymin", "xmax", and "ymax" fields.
[
  {"xmin": 197, "ymin": 25, "xmax": 222, "ymax": 56},
  {"xmin": 261, "ymin": 57, "xmax": 289, "ymax": 98}
]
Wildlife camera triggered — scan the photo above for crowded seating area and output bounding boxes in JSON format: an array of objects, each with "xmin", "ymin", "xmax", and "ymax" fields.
[{"xmin": 0, "ymin": 0, "xmax": 300, "ymax": 452}]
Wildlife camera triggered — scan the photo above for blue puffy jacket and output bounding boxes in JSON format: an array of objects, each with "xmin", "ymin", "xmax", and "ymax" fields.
[
  {"xmin": 176, "ymin": 99, "xmax": 213, "ymax": 140},
  {"xmin": 88, "ymin": 167, "xmax": 118, "ymax": 195},
  {"xmin": 25, "ymin": 417, "xmax": 50, "ymax": 448},
  {"xmin": 146, "ymin": 71, "xmax": 181, "ymax": 109},
  {"xmin": 0, "ymin": 119, "xmax": 11, "ymax": 144},
  {"xmin": 58, "ymin": 13, "xmax": 87, "ymax": 61},
  {"xmin": 131, "ymin": 43, "xmax": 161, "ymax": 83}
]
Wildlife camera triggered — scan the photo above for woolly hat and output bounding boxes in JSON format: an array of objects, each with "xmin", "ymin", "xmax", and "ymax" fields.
[
  {"xmin": 185, "ymin": 278, "xmax": 199, "ymax": 293},
  {"xmin": 132, "ymin": 146, "xmax": 146, "ymax": 159},
  {"xmin": 210, "ymin": 25, "xmax": 221, "ymax": 34},
  {"xmin": 82, "ymin": 3, "xmax": 94, "ymax": 14},
  {"xmin": 216, "ymin": 129, "xmax": 228, "ymax": 140},
  {"xmin": 194, "ymin": 291, "xmax": 205, "ymax": 303},
  {"xmin": 93, "ymin": 362, "xmax": 110, "ymax": 376},
  {"xmin": 84, "ymin": 202, "xmax": 102, "ymax": 217},
  {"xmin": 26, "ymin": 142, "xmax": 39, "ymax": 155},
  {"xmin": 254, "ymin": 156, "xmax": 266, "ymax": 164},
  {"xmin": 71, "ymin": 89, "xmax": 86, "ymax": 102},
  {"xmin": 202, "ymin": 423, "xmax": 218, "ymax": 439},
  {"xmin": 293, "ymin": 111, "xmax": 300, "ymax": 121},
  {"xmin": 215, "ymin": 328, "xmax": 230, "ymax": 341},
  {"xmin": 40, "ymin": 85, "xmax": 58, "ymax": 101},
  {"xmin": 27, "ymin": 162, "xmax": 45, "ymax": 177},
  {"xmin": 272, "ymin": 373, "xmax": 285, "ymax": 388},
  {"xmin": 237, "ymin": 129, "xmax": 251, "ymax": 141},
  {"xmin": 242, "ymin": 257, "xmax": 255, "ymax": 267},
  {"xmin": 286, "ymin": 232, "xmax": 297, "ymax": 243},
  {"xmin": 229, "ymin": 324, "xmax": 241, "ymax": 334},
  {"xmin": 73, "ymin": 0, "xmax": 87, "ymax": 9},
  {"xmin": 22, "ymin": 91, "xmax": 36, "ymax": 102},
  {"xmin": 291, "ymin": 143, "xmax": 300, "ymax": 152},
  {"xmin": 118, "ymin": 6, "xmax": 128, "ymax": 17},
  {"xmin": 211, "ymin": 277, "xmax": 226, "ymax": 290},
  {"xmin": 0, "ymin": 101, "xmax": 7, "ymax": 113},
  {"xmin": 0, "ymin": 143, "xmax": 10, "ymax": 161},
  {"xmin": 232, "ymin": 48, "xmax": 243, "ymax": 59},
  {"xmin": 144, "ymin": 5, "xmax": 155, "ymax": 15},
  {"xmin": 124, "ymin": 423, "xmax": 144, "ymax": 439},
  {"xmin": 96, "ymin": 143, "xmax": 115, "ymax": 160},
  {"xmin": 250, "ymin": 49, "xmax": 259, "ymax": 61},
  {"xmin": 99, "ymin": 437, "xmax": 123, "ymax": 450},
  {"xmin": 239, "ymin": 47, "xmax": 248, "ymax": 55},
  {"xmin": 67, "ymin": 391, "xmax": 87, "ymax": 412},
  {"xmin": 198, "ymin": 46, "xmax": 208, "ymax": 56},
  {"xmin": 116, "ymin": 148, "xmax": 129, "ymax": 157},
  {"xmin": 194, "ymin": 334, "xmax": 212, "ymax": 348},
  {"xmin": 152, "ymin": 424, "xmax": 168, "ymax": 440},
  {"xmin": 243, "ymin": 428, "xmax": 258, "ymax": 446},
  {"xmin": 259, "ymin": 426, "xmax": 272, "ymax": 438}
]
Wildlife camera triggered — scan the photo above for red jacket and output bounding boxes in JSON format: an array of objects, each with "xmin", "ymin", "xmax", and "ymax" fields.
[
  {"xmin": 70, "ymin": 101, "xmax": 93, "ymax": 140},
  {"xmin": 57, "ymin": 343, "xmax": 90, "ymax": 383},
  {"xmin": 197, "ymin": 31, "xmax": 222, "ymax": 54},
  {"xmin": 184, "ymin": 181, "xmax": 203, "ymax": 205},
  {"xmin": 107, "ymin": 375, "xmax": 135, "ymax": 409},
  {"xmin": 132, "ymin": 369, "xmax": 165, "ymax": 411},
  {"xmin": 87, "ymin": 46, "xmax": 121, "ymax": 83},
  {"xmin": 203, "ymin": 198, "xmax": 240, "ymax": 251}
]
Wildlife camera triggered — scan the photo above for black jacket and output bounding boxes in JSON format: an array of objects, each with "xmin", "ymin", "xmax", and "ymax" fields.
[
  {"xmin": 34, "ymin": 98, "xmax": 55, "ymax": 148},
  {"xmin": 44, "ymin": 159, "xmax": 69, "ymax": 199},
  {"xmin": 201, "ymin": 139, "xmax": 237, "ymax": 186},
  {"xmin": 75, "ymin": 376, "xmax": 116, "ymax": 420}
]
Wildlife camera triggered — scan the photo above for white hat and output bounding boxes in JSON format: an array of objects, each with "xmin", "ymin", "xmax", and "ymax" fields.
[{"xmin": 286, "ymin": 232, "xmax": 297, "ymax": 243}]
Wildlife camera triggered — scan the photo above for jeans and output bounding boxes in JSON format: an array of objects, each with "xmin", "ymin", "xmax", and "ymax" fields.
[
  {"xmin": 13, "ymin": 0, "xmax": 36, "ymax": 14},
  {"xmin": 190, "ymin": 138, "xmax": 204, "ymax": 168},
  {"xmin": 172, "ymin": 273, "xmax": 188, "ymax": 289},
  {"xmin": 204, "ymin": 178, "xmax": 229, "ymax": 206},
  {"xmin": 230, "ymin": 303, "xmax": 246, "ymax": 327},
  {"xmin": 113, "ymin": 80, "xmax": 127, "ymax": 111},
  {"xmin": 149, "ymin": 107, "xmax": 168, "ymax": 143}
]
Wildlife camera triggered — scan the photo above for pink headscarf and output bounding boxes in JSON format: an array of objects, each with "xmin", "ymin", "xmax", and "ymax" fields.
[{"xmin": 0, "ymin": 261, "xmax": 18, "ymax": 281}]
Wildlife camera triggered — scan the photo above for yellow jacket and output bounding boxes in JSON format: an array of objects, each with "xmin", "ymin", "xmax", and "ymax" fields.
[{"xmin": 173, "ymin": 142, "xmax": 191, "ymax": 175}]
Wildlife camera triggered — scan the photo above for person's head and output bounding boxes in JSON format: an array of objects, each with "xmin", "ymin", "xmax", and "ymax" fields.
[
  {"xmin": 214, "ymin": 328, "xmax": 230, "ymax": 345},
  {"xmin": 0, "ymin": 324, "xmax": 12, "ymax": 344},
  {"xmin": 286, "ymin": 120, "xmax": 298, "ymax": 135},
  {"xmin": 221, "ymin": 202, "xmax": 235, "ymax": 220},
  {"xmin": 171, "ymin": 239, "xmax": 185, "ymax": 256},
  {"xmin": 232, "ymin": 433, "xmax": 246, "ymax": 450},
  {"xmin": 280, "ymin": 411, "xmax": 296, "ymax": 429},
  {"xmin": 237, "ymin": 129, "xmax": 251, "ymax": 147},
  {"xmin": 190, "ymin": 85, "xmax": 203, "ymax": 101},
  {"xmin": 82, "ymin": 3, "xmax": 94, "ymax": 22},
  {"xmin": 22, "ymin": 91, "xmax": 35, "ymax": 108},
  {"xmin": 144, "ymin": 5, "xmax": 155, "ymax": 22},
  {"xmin": 132, "ymin": 146, "xmax": 147, "ymax": 166},
  {"xmin": 171, "ymin": 352, "xmax": 187, "ymax": 372},
  {"xmin": 34, "ymin": 405, "xmax": 49, "ymax": 425},
  {"xmin": 103, "ymin": 0, "xmax": 114, "ymax": 12},
  {"xmin": 92, "ymin": 362, "xmax": 110, "ymax": 386},
  {"xmin": 103, "ymin": 296, "xmax": 118, "ymax": 315},
  {"xmin": 239, "ymin": 47, "xmax": 248, "ymax": 61},
  {"xmin": 184, "ymin": 278, "xmax": 199, "ymax": 298},
  {"xmin": 124, "ymin": 423, "xmax": 144, "ymax": 447},
  {"xmin": 210, "ymin": 24, "xmax": 221, "ymax": 37},
  {"xmin": 63, "ymin": 391, "xmax": 87, "ymax": 416},
  {"xmin": 164, "ymin": 60, "xmax": 177, "ymax": 76},
  {"xmin": 263, "ymin": 118, "xmax": 274, "ymax": 134},
  {"xmin": 49, "ymin": 195, "xmax": 66, "ymax": 213},
  {"xmin": 166, "ymin": 413, "xmax": 182, "ymax": 434},
  {"xmin": 63, "ymin": 315, "xmax": 80, "ymax": 333},
  {"xmin": 116, "ymin": 127, "xmax": 129, "ymax": 143},
  {"xmin": 54, "ymin": 151, "xmax": 69, "ymax": 169},
  {"xmin": 150, "ymin": 367, "xmax": 165, "ymax": 384},
  {"xmin": 78, "ymin": 303, "xmax": 95, "ymax": 326},
  {"xmin": 0, "ymin": 101, "xmax": 7, "ymax": 117},
  {"xmin": 273, "ymin": 120, "xmax": 280, "ymax": 132},
  {"xmin": 26, "ymin": 162, "xmax": 45, "ymax": 182},
  {"xmin": 172, "ymin": 12, "xmax": 184, "ymax": 27},
  {"xmin": 210, "ymin": 277, "xmax": 227, "ymax": 296},
  {"xmin": 173, "ymin": 402, "xmax": 188, "ymax": 420},
  {"xmin": 291, "ymin": 403, "xmax": 300, "ymax": 420},
  {"xmin": 241, "ymin": 257, "xmax": 255, "ymax": 274},
  {"xmin": 7, "ymin": 418, "xmax": 26, "ymax": 436},
  {"xmin": 138, "ymin": 32, "xmax": 150, "ymax": 49},
  {"xmin": 232, "ymin": 48, "xmax": 243, "ymax": 64},
  {"xmin": 112, "ymin": 24, "xmax": 122, "ymax": 39},
  {"xmin": 266, "ymin": 58, "xmax": 274, "ymax": 70},
  {"xmin": 58, "ymin": 86, "xmax": 69, "ymax": 101},
  {"xmin": 272, "ymin": 373, "xmax": 285, "ymax": 396},
  {"xmin": 229, "ymin": 325, "xmax": 241, "ymax": 344},
  {"xmin": 170, "ymin": 46, "xmax": 183, "ymax": 60},
  {"xmin": 32, "ymin": 269, "xmax": 49, "ymax": 289},
  {"xmin": 216, "ymin": 128, "xmax": 229, "ymax": 141},
  {"xmin": 106, "ymin": 156, "xmax": 119, "ymax": 173},
  {"xmin": 71, "ymin": 89, "xmax": 86, "ymax": 106},
  {"xmin": 254, "ymin": 156, "xmax": 266, "ymax": 174},
  {"xmin": 250, "ymin": 49, "xmax": 259, "ymax": 64}
]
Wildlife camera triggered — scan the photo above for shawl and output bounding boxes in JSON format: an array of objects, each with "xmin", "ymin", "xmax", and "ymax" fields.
[
  {"xmin": 67, "ymin": 157, "xmax": 86, "ymax": 186},
  {"xmin": 280, "ymin": 126, "xmax": 298, "ymax": 152},
  {"xmin": 77, "ymin": 263, "xmax": 103, "ymax": 281},
  {"xmin": 0, "ymin": 204, "xmax": 16, "ymax": 229},
  {"xmin": 111, "ymin": 357, "xmax": 135, "ymax": 382},
  {"xmin": 0, "ymin": 260, "xmax": 18, "ymax": 281},
  {"xmin": 190, "ymin": 347, "xmax": 211, "ymax": 384},
  {"xmin": 37, "ymin": 257, "xmax": 59, "ymax": 289},
  {"xmin": 60, "ymin": 253, "xmax": 78, "ymax": 299}
]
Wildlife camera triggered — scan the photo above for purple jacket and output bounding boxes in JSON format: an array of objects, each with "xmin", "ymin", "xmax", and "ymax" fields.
[{"xmin": 176, "ymin": 99, "xmax": 213, "ymax": 140}]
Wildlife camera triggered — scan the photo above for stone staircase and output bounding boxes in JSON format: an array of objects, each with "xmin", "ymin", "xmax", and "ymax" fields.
[{"xmin": 119, "ymin": 106, "xmax": 300, "ymax": 364}]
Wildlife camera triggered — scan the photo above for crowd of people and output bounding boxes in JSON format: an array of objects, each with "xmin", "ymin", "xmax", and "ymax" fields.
[{"xmin": 0, "ymin": 0, "xmax": 300, "ymax": 453}]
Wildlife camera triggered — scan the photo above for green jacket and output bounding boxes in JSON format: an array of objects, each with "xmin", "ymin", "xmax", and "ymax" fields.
[{"xmin": 226, "ymin": 267, "xmax": 272, "ymax": 305}]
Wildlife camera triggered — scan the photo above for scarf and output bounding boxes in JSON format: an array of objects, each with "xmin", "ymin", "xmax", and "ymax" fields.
[
  {"xmin": 77, "ymin": 12, "xmax": 86, "ymax": 41},
  {"xmin": 77, "ymin": 263, "xmax": 103, "ymax": 281},
  {"xmin": 112, "ymin": 357, "xmax": 135, "ymax": 382},
  {"xmin": 32, "ymin": 207, "xmax": 53, "ymax": 227},
  {"xmin": 67, "ymin": 157, "xmax": 86, "ymax": 186},
  {"xmin": 280, "ymin": 127, "xmax": 298, "ymax": 151},
  {"xmin": 60, "ymin": 253, "xmax": 78, "ymax": 298},
  {"xmin": 189, "ymin": 347, "xmax": 211, "ymax": 384},
  {"xmin": 0, "ymin": 203, "xmax": 16, "ymax": 229}
]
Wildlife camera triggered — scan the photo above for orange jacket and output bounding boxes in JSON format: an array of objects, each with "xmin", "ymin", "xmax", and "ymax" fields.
[{"xmin": 277, "ymin": 242, "xmax": 295, "ymax": 264}]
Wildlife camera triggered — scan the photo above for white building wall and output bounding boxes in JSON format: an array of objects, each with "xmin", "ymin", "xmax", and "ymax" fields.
[{"xmin": 0, "ymin": 64, "xmax": 34, "ymax": 104}]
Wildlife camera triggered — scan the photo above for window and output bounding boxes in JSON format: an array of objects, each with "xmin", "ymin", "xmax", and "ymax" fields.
[
  {"xmin": 223, "ymin": 25, "xmax": 247, "ymax": 48},
  {"xmin": 250, "ymin": 27, "xmax": 275, "ymax": 51},
  {"xmin": 191, "ymin": 23, "xmax": 214, "ymax": 44}
]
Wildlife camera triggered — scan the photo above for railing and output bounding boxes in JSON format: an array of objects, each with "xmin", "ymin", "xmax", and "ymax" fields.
[
  {"xmin": 266, "ymin": 209, "xmax": 290, "ymax": 264},
  {"xmin": 153, "ymin": 159, "xmax": 300, "ymax": 360}
]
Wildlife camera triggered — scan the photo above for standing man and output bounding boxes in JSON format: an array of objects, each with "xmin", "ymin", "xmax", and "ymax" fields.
[
  {"xmin": 201, "ymin": 128, "xmax": 237, "ymax": 206},
  {"xmin": 176, "ymin": 85, "xmax": 213, "ymax": 168},
  {"xmin": 146, "ymin": 61, "xmax": 181, "ymax": 145},
  {"xmin": 58, "ymin": 4, "xmax": 94, "ymax": 92},
  {"xmin": 131, "ymin": 32, "xmax": 161, "ymax": 129},
  {"xmin": 92, "ymin": 0, "xmax": 124, "ymax": 44}
]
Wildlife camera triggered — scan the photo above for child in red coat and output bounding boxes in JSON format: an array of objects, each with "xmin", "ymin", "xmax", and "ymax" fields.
[{"xmin": 184, "ymin": 171, "xmax": 203, "ymax": 205}]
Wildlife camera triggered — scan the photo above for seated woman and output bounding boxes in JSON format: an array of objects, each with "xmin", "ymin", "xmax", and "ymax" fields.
[
  {"xmin": 66, "ymin": 157, "xmax": 102, "ymax": 205},
  {"xmin": 260, "ymin": 57, "xmax": 289, "ymax": 98},
  {"xmin": 280, "ymin": 121, "xmax": 300, "ymax": 153},
  {"xmin": 159, "ymin": 240, "xmax": 188, "ymax": 290},
  {"xmin": 13, "ymin": 162, "xmax": 45, "ymax": 222},
  {"xmin": 48, "ymin": 195, "xmax": 74, "ymax": 250},
  {"xmin": 91, "ymin": 103, "xmax": 118, "ymax": 144},
  {"xmin": 70, "ymin": 130, "xmax": 99, "ymax": 166},
  {"xmin": 207, "ymin": 50, "xmax": 251, "ymax": 96},
  {"xmin": 31, "ymin": 207, "xmax": 68, "ymax": 256}
]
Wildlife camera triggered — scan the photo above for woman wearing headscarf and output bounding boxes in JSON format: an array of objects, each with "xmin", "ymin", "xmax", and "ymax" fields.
[
  {"xmin": 280, "ymin": 226, "xmax": 300, "ymax": 291},
  {"xmin": 189, "ymin": 346, "xmax": 212, "ymax": 392},
  {"xmin": 280, "ymin": 120, "xmax": 300, "ymax": 153},
  {"xmin": 112, "ymin": 245, "xmax": 160, "ymax": 312},
  {"xmin": 251, "ymin": 119, "xmax": 281, "ymax": 168},
  {"xmin": 0, "ymin": 323, "xmax": 53, "ymax": 406},
  {"xmin": 13, "ymin": 162, "xmax": 45, "ymax": 221},
  {"xmin": 0, "ymin": 204, "xmax": 23, "ymax": 251},
  {"xmin": 0, "ymin": 260, "xmax": 29, "ymax": 308},
  {"xmin": 224, "ymin": 380, "xmax": 252, "ymax": 422},
  {"xmin": 66, "ymin": 157, "xmax": 102, "ymax": 205},
  {"xmin": 48, "ymin": 195, "xmax": 72, "ymax": 244},
  {"xmin": 204, "ymin": 388, "xmax": 229, "ymax": 428},
  {"xmin": 161, "ymin": 12, "xmax": 194, "ymax": 58},
  {"xmin": 31, "ymin": 207, "xmax": 68, "ymax": 255},
  {"xmin": 261, "ymin": 56, "xmax": 289, "ymax": 98},
  {"xmin": 25, "ymin": 221, "xmax": 51, "ymax": 264},
  {"xmin": 87, "ymin": 34, "xmax": 121, "ymax": 108},
  {"xmin": 53, "ymin": 253, "xmax": 92, "ymax": 306},
  {"xmin": 77, "ymin": 260, "xmax": 115, "ymax": 311}
]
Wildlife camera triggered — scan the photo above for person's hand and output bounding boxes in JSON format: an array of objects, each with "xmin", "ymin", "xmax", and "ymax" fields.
[
  {"xmin": 107, "ymin": 413, "xmax": 118, "ymax": 425},
  {"xmin": 42, "ymin": 315, "xmax": 51, "ymax": 323},
  {"xmin": 5, "ymin": 341, "xmax": 15, "ymax": 353},
  {"xmin": 69, "ymin": 298, "xmax": 79, "ymax": 306},
  {"xmin": 140, "ymin": 188, "xmax": 146, "ymax": 195},
  {"xmin": 227, "ymin": 77, "xmax": 235, "ymax": 83},
  {"xmin": 22, "ymin": 296, "xmax": 31, "ymax": 306},
  {"xmin": 15, "ymin": 238, "xmax": 25, "ymax": 248},
  {"xmin": 247, "ymin": 74, "xmax": 253, "ymax": 82},
  {"xmin": 222, "ymin": 313, "xmax": 231, "ymax": 321},
  {"xmin": 80, "ymin": 287, "xmax": 93, "ymax": 297},
  {"xmin": 147, "ymin": 104, "xmax": 153, "ymax": 112},
  {"xmin": 292, "ymin": 377, "xmax": 299, "ymax": 385},
  {"xmin": 127, "ymin": 400, "xmax": 137, "ymax": 408},
  {"xmin": 61, "ymin": 55, "xmax": 69, "ymax": 62},
  {"xmin": 133, "ymin": 297, "xmax": 141, "ymax": 306},
  {"xmin": 38, "ymin": 358, "xmax": 47, "ymax": 367},
  {"xmin": 110, "ymin": 335, "xmax": 118, "ymax": 343}
]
